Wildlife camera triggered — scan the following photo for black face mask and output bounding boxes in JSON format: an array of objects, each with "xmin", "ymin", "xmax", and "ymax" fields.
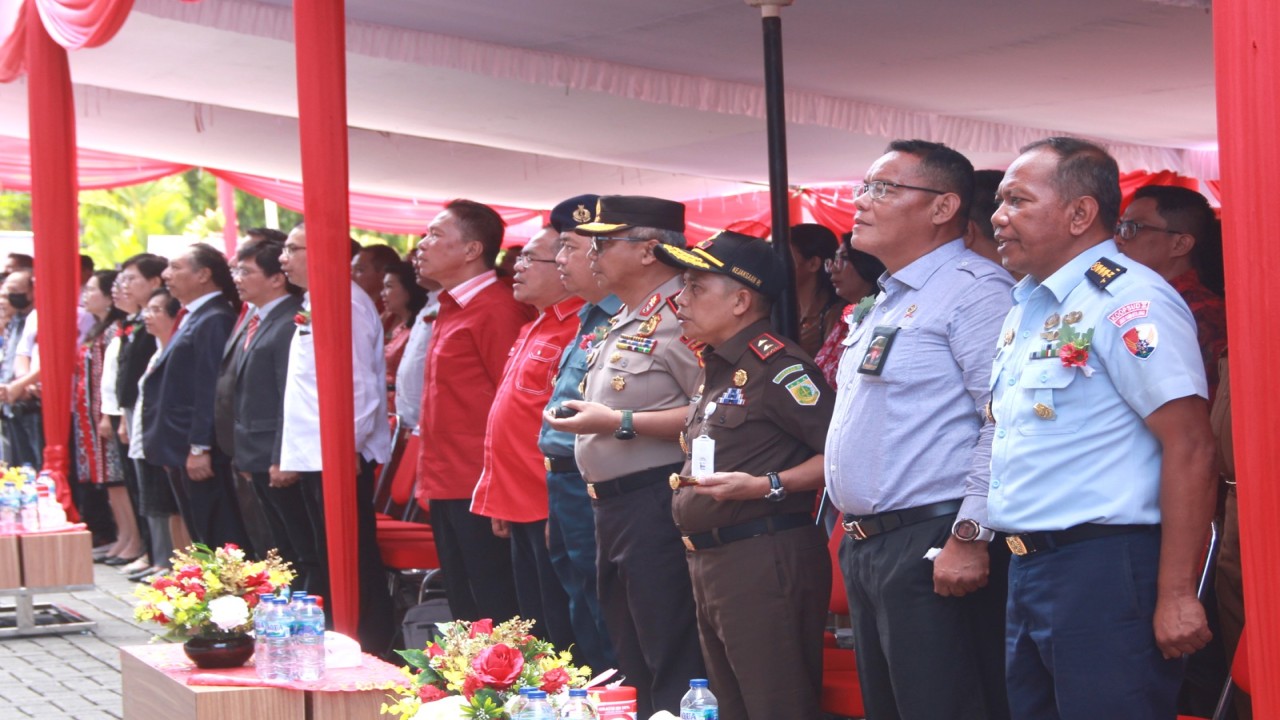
[{"xmin": 7, "ymin": 293, "xmax": 30, "ymax": 310}]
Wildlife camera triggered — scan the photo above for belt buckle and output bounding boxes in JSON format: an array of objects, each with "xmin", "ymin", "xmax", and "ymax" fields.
[
  {"xmin": 1006, "ymin": 535, "xmax": 1029, "ymax": 556},
  {"xmin": 842, "ymin": 519, "xmax": 869, "ymax": 541},
  {"xmin": 682, "ymin": 536, "xmax": 696, "ymax": 552},
  {"xmin": 544, "ymin": 457, "xmax": 552, "ymax": 472},
  {"xmin": 586, "ymin": 483, "xmax": 597, "ymax": 500}
]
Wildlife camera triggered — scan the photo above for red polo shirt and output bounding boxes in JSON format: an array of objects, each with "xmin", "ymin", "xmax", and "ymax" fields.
[
  {"xmin": 472, "ymin": 296, "xmax": 586, "ymax": 522},
  {"xmin": 416, "ymin": 272, "xmax": 537, "ymax": 502}
]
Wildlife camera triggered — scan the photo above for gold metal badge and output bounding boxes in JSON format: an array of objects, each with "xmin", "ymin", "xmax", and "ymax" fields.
[
  {"xmin": 610, "ymin": 352, "xmax": 622, "ymax": 364},
  {"xmin": 1006, "ymin": 536, "xmax": 1028, "ymax": 556},
  {"xmin": 1063, "ymin": 311, "xmax": 1083, "ymax": 325},
  {"xmin": 1003, "ymin": 330, "xmax": 1014, "ymax": 346},
  {"xmin": 679, "ymin": 431, "xmax": 689, "ymax": 455},
  {"xmin": 572, "ymin": 204, "xmax": 592, "ymax": 223},
  {"xmin": 1043, "ymin": 313, "xmax": 1061, "ymax": 331},
  {"xmin": 636, "ymin": 314, "xmax": 661, "ymax": 338},
  {"xmin": 586, "ymin": 483, "xmax": 598, "ymax": 500},
  {"xmin": 1032, "ymin": 403, "xmax": 1056, "ymax": 420},
  {"xmin": 733, "ymin": 369, "xmax": 748, "ymax": 387},
  {"xmin": 904, "ymin": 304, "xmax": 918, "ymax": 318},
  {"xmin": 611, "ymin": 376, "xmax": 626, "ymax": 392},
  {"xmin": 669, "ymin": 473, "xmax": 682, "ymax": 491}
]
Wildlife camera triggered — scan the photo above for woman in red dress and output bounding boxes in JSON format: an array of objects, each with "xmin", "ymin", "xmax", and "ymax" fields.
[{"xmin": 381, "ymin": 259, "xmax": 428, "ymax": 414}]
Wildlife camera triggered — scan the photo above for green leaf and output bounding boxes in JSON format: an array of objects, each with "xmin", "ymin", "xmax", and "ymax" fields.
[{"xmin": 396, "ymin": 648, "xmax": 431, "ymax": 670}]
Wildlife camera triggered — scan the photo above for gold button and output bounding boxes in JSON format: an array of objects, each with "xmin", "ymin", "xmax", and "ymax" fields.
[{"xmin": 1033, "ymin": 403, "xmax": 1056, "ymax": 420}]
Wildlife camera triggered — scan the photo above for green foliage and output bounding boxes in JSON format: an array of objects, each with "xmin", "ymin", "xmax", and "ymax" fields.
[
  {"xmin": 0, "ymin": 191, "xmax": 31, "ymax": 231},
  {"xmin": 462, "ymin": 689, "xmax": 505, "ymax": 720}
]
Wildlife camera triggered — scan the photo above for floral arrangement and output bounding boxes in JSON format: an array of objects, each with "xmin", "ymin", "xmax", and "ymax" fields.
[
  {"xmin": 133, "ymin": 543, "xmax": 295, "ymax": 641},
  {"xmin": 578, "ymin": 323, "xmax": 610, "ymax": 350},
  {"xmin": 382, "ymin": 617, "xmax": 592, "ymax": 720},
  {"xmin": 294, "ymin": 309, "xmax": 312, "ymax": 327},
  {"xmin": 1056, "ymin": 323, "xmax": 1095, "ymax": 377}
]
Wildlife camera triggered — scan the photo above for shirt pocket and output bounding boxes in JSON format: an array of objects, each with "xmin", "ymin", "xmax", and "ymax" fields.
[
  {"xmin": 1015, "ymin": 361, "xmax": 1083, "ymax": 435},
  {"xmin": 515, "ymin": 340, "xmax": 563, "ymax": 395},
  {"xmin": 855, "ymin": 325, "xmax": 916, "ymax": 386},
  {"xmin": 705, "ymin": 404, "xmax": 749, "ymax": 437}
]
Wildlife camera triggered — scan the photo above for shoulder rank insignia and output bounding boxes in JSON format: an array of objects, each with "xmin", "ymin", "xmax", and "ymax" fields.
[
  {"xmin": 1086, "ymin": 257, "xmax": 1127, "ymax": 289},
  {"xmin": 638, "ymin": 293, "xmax": 661, "ymax": 318},
  {"xmin": 635, "ymin": 313, "xmax": 661, "ymax": 338},
  {"xmin": 666, "ymin": 295, "xmax": 681, "ymax": 315},
  {"xmin": 750, "ymin": 333, "xmax": 785, "ymax": 361}
]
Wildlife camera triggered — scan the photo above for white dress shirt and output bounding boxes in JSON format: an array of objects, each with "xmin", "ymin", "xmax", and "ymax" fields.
[
  {"xmin": 394, "ymin": 292, "xmax": 440, "ymax": 431},
  {"xmin": 280, "ymin": 282, "xmax": 390, "ymax": 471},
  {"xmin": 99, "ymin": 335, "xmax": 123, "ymax": 416}
]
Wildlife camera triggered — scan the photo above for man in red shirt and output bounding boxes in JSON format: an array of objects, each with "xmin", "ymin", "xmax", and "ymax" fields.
[
  {"xmin": 472, "ymin": 224, "xmax": 584, "ymax": 648},
  {"xmin": 416, "ymin": 199, "xmax": 536, "ymax": 621}
]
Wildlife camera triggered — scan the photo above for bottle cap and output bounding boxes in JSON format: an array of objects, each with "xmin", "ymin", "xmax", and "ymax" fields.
[
  {"xmin": 527, "ymin": 690, "xmax": 548, "ymax": 699},
  {"xmin": 689, "ymin": 679, "xmax": 709, "ymax": 688},
  {"xmin": 569, "ymin": 688, "xmax": 588, "ymax": 697}
]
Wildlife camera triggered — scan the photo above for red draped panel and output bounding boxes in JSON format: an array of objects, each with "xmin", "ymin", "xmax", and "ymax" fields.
[
  {"xmin": 1, "ymin": 0, "xmax": 135, "ymax": 82},
  {"xmin": 0, "ymin": 1, "xmax": 28, "ymax": 83},
  {"xmin": 293, "ymin": 0, "xmax": 358, "ymax": 636},
  {"xmin": 0, "ymin": 135, "xmax": 189, "ymax": 190},
  {"xmin": 25, "ymin": 10, "xmax": 78, "ymax": 517},
  {"xmin": 1214, "ymin": 0, "xmax": 1280, "ymax": 713}
]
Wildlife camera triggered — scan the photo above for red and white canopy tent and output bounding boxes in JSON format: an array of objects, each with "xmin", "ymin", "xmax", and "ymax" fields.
[{"xmin": 1, "ymin": 0, "xmax": 1275, "ymax": 710}]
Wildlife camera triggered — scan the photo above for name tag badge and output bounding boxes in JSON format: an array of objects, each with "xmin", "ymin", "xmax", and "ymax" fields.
[
  {"xmin": 692, "ymin": 435, "xmax": 715, "ymax": 478},
  {"xmin": 857, "ymin": 326, "xmax": 899, "ymax": 376}
]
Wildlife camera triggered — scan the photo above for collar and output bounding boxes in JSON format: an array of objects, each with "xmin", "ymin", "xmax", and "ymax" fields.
[
  {"xmin": 709, "ymin": 318, "xmax": 775, "ymax": 365},
  {"xmin": 182, "ymin": 290, "xmax": 223, "ymax": 314},
  {"xmin": 1017, "ymin": 239, "xmax": 1116, "ymax": 304},
  {"xmin": 881, "ymin": 238, "xmax": 966, "ymax": 293},
  {"xmin": 415, "ymin": 293, "xmax": 441, "ymax": 322},
  {"xmin": 618, "ymin": 275, "xmax": 684, "ymax": 324},
  {"xmin": 547, "ymin": 296, "xmax": 586, "ymax": 322},
  {"xmin": 446, "ymin": 271, "xmax": 499, "ymax": 308},
  {"xmin": 580, "ymin": 294, "xmax": 623, "ymax": 321},
  {"xmin": 254, "ymin": 294, "xmax": 291, "ymax": 320}
]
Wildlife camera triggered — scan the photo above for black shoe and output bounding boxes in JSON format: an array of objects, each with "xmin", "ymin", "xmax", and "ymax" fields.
[
  {"xmin": 104, "ymin": 555, "xmax": 141, "ymax": 567},
  {"xmin": 129, "ymin": 566, "xmax": 164, "ymax": 583}
]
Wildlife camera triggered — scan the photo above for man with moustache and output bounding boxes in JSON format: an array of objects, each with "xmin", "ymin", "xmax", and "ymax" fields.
[
  {"xmin": 546, "ymin": 195, "xmax": 704, "ymax": 717},
  {"xmin": 826, "ymin": 140, "xmax": 1012, "ymax": 720},
  {"xmin": 471, "ymin": 224, "xmax": 583, "ymax": 649},
  {"xmin": 656, "ymin": 230, "xmax": 834, "ymax": 720},
  {"xmin": 537, "ymin": 194, "xmax": 619, "ymax": 671},
  {"xmin": 989, "ymin": 137, "xmax": 1214, "ymax": 718}
]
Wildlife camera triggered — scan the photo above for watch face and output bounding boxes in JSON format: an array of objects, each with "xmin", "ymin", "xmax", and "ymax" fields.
[{"xmin": 955, "ymin": 520, "xmax": 979, "ymax": 541}]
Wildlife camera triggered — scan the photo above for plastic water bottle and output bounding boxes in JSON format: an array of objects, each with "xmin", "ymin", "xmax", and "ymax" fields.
[
  {"xmin": 0, "ymin": 481, "xmax": 19, "ymax": 534},
  {"xmin": 263, "ymin": 597, "xmax": 295, "ymax": 680},
  {"xmin": 519, "ymin": 689, "xmax": 555, "ymax": 719},
  {"xmin": 35, "ymin": 472, "xmax": 63, "ymax": 528},
  {"xmin": 559, "ymin": 688, "xmax": 596, "ymax": 719},
  {"xmin": 253, "ymin": 593, "xmax": 274, "ymax": 679},
  {"xmin": 293, "ymin": 596, "xmax": 326, "ymax": 681},
  {"xmin": 679, "ymin": 679, "xmax": 719, "ymax": 720},
  {"xmin": 505, "ymin": 686, "xmax": 535, "ymax": 717},
  {"xmin": 18, "ymin": 480, "xmax": 39, "ymax": 530}
]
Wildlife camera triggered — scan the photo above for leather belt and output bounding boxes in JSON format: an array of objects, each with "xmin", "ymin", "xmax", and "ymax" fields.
[
  {"xmin": 842, "ymin": 499, "xmax": 962, "ymax": 541},
  {"xmin": 682, "ymin": 513, "xmax": 812, "ymax": 552},
  {"xmin": 544, "ymin": 456, "xmax": 577, "ymax": 473},
  {"xmin": 586, "ymin": 471, "xmax": 667, "ymax": 501},
  {"xmin": 1005, "ymin": 523, "xmax": 1156, "ymax": 557}
]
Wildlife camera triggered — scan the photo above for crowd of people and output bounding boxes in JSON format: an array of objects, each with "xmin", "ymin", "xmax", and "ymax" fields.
[{"xmin": 1, "ymin": 134, "xmax": 1245, "ymax": 720}]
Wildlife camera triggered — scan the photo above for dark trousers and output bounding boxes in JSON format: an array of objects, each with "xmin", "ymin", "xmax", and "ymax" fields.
[
  {"xmin": 234, "ymin": 473, "xmax": 274, "ymax": 561},
  {"xmin": 1006, "ymin": 527, "xmax": 1182, "ymax": 720},
  {"xmin": 248, "ymin": 471, "xmax": 324, "ymax": 593},
  {"xmin": 427, "ymin": 498, "xmax": 519, "ymax": 623},
  {"xmin": 546, "ymin": 470, "xmax": 615, "ymax": 671},
  {"xmin": 689, "ymin": 523, "xmax": 830, "ymax": 720},
  {"xmin": 111, "ymin": 416, "xmax": 151, "ymax": 559},
  {"xmin": 299, "ymin": 459, "xmax": 396, "ymax": 654},
  {"xmin": 594, "ymin": 466, "xmax": 704, "ymax": 718},
  {"xmin": 3, "ymin": 407, "xmax": 43, "ymax": 468},
  {"xmin": 511, "ymin": 519, "xmax": 575, "ymax": 651},
  {"xmin": 842, "ymin": 513, "xmax": 1010, "ymax": 720},
  {"xmin": 164, "ymin": 451, "xmax": 251, "ymax": 551}
]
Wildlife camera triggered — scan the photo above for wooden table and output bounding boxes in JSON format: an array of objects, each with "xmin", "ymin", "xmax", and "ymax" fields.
[
  {"xmin": 121, "ymin": 645, "xmax": 305, "ymax": 720},
  {"xmin": 0, "ymin": 529, "xmax": 96, "ymax": 637}
]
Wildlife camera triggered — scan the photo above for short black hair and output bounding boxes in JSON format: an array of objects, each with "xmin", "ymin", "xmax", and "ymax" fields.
[
  {"xmin": 384, "ymin": 260, "xmax": 430, "ymax": 328},
  {"xmin": 969, "ymin": 170, "xmax": 1004, "ymax": 241},
  {"xmin": 886, "ymin": 139, "xmax": 975, "ymax": 219},
  {"xmin": 790, "ymin": 224, "xmax": 838, "ymax": 261},
  {"xmin": 1132, "ymin": 185, "xmax": 1223, "ymax": 296},
  {"xmin": 359, "ymin": 244, "xmax": 402, "ymax": 274},
  {"xmin": 186, "ymin": 243, "xmax": 241, "ymax": 312},
  {"xmin": 80, "ymin": 254, "xmax": 96, "ymax": 276},
  {"xmin": 840, "ymin": 232, "xmax": 886, "ymax": 285},
  {"xmin": 244, "ymin": 227, "xmax": 287, "ymax": 244},
  {"xmin": 236, "ymin": 237, "xmax": 301, "ymax": 295},
  {"xmin": 6, "ymin": 253, "xmax": 33, "ymax": 270},
  {"xmin": 149, "ymin": 286, "xmax": 181, "ymax": 319},
  {"xmin": 120, "ymin": 252, "xmax": 168, "ymax": 280},
  {"xmin": 1020, "ymin": 136, "xmax": 1121, "ymax": 230},
  {"xmin": 445, "ymin": 199, "xmax": 506, "ymax": 268}
]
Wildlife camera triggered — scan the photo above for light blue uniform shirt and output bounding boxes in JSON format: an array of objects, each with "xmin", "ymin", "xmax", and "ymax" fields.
[
  {"xmin": 826, "ymin": 239, "xmax": 1012, "ymax": 523},
  {"xmin": 987, "ymin": 240, "xmax": 1206, "ymax": 533},
  {"xmin": 537, "ymin": 294, "xmax": 623, "ymax": 459}
]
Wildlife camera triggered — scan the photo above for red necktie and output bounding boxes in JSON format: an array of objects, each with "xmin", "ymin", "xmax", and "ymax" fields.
[
  {"xmin": 172, "ymin": 307, "xmax": 188, "ymax": 332},
  {"xmin": 243, "ymin": 314, "xmax": 261, "ymax": 351}
]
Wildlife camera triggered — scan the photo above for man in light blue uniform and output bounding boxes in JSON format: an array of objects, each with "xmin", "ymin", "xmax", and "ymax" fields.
[
  {"xmin": 989, "ymin": 137, "xmax": 1216, "ymax": 719},
  {"xmin": 827, "ymin": 139, "xmax": 1012, "ymax": 720}
]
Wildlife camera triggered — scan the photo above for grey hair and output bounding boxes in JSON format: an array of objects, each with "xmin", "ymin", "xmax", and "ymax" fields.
[{"xmin": 633, "ymin": 227, "xmax": 686, "ymax": 247}]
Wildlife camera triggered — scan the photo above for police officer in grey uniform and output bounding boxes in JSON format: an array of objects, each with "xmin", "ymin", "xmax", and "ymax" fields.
[{"xmin": 545, "ymin": 195, "xmax": 704, "ymax": 717}]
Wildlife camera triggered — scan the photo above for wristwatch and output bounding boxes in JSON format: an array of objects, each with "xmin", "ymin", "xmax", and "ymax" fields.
[
  {"xmin": 614, "ymin": 410, "xmax": 637, "ymax": 441},
  {"xmin": 764, "ymin": 471, "xmax": 786, "ymax": 502},
  {"xmin": 189, "ymin": 446, "xmax": 208, "ymax": 457},
  {"xmin": 951, "ymin": 518, "xmax": 995, "ymax": 543}
]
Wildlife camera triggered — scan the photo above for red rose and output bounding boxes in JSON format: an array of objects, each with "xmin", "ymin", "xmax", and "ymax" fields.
[
  {"xmin": 418, "ymin": 684, "xmax": 448, "ymax": 703},
  {"xmin": 470, "ymin": 643, "xmax": 525, "ymax": 690},
  {"xmin": 1058, "ymin": 342, "xmax": 1089, "ymax": 368},
  {"xmin": 427, "ymin": 643, "xmax": 445, "ymax": 658},
  {"xmin": 469, "ymin": 619, "xmax": 494, "ymax": 638},
  {"xmin": 540, "ymin": 667, "xmax": 570, "ymax": 694},
  {"xmin": 224, "ymin": 543, "xmax": 240, "ymax": 551},
  {"xmin": 461, "ymin": 674, "xmax": 485, "ymax": 699}
]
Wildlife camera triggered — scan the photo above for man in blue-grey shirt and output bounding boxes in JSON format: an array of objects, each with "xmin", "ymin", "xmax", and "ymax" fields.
[
  {"xmin": 537, "ymin": 194, "xmax": 618, "ymax": 672},
  {"xmin": 826, "ymin": 140, "xmax": 1012, "ymax": 720},
  {"xmin": 989, "ymin": 137, "xmax": 1215, "ymax": 719}
]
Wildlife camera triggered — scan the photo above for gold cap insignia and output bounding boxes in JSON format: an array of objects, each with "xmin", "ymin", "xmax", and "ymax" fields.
[{"xmin": 572, "ymin": 204, "xmax": 592, "ymax": 223}]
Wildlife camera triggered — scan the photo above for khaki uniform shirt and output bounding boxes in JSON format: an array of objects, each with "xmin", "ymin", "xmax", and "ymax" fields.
[
  {"xmin": 673, "ymin": 319, "xmax": 835, "ymax": 534},
  {"xmin": 576, "ymin": 275, "xmax": 703, "ymax": 483}
]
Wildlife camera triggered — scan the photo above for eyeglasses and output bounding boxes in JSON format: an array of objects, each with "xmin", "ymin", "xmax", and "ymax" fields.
[
  {"xmin": 1115, "ymin": 220, "xmax": 1183, "ymax": 241},
  {"xmin": 513, "ymin": 253, "xmax": 557, "ymax": 269},
  {"xmin": 854, "ymin": 180, "xmax": 946, "ymax": 200},
  {"xmin": 824, "ymin": 253, "xmax": 850, "ymax": 274},
  {"xmin": 589, "ymin": 235, "xmax": 649, "ymax": 255}
]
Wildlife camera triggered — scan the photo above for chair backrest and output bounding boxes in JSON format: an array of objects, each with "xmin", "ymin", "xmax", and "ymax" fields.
[
  {"xmin": 387, "ymin": 432, "xmax": 422, "ymax": 517},
  {"xmin": 372, "ymin": 414, "xmax": 404, "ymax": 509}
]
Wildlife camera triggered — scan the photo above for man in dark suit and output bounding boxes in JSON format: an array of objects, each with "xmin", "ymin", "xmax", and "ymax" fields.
[
  {"xmin": 214, "ymin": 237, "xmax": 321, "ymax": 585},
  {"xmin": 144, "ymin": 243, "xmax": 251, "ymax": 550}
]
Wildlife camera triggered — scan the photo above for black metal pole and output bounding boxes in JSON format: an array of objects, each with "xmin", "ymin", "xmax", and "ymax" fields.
[{"xmin": 762, "ymin": 12, "xmax": 797, "ymax": 341}]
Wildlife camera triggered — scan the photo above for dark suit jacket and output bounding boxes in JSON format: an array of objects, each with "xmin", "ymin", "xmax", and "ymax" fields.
[
  {"xmin": 216, "ymin": 294, "xmax": 303, "ymax": 473},
  {"xmin": 116, "ymin": 318, "xmax": 157, "ymax": 410},
  {"xmin": 214, "ymin": 313, "xmax": 250, "ymax": 457},
  {"xmin": 142, "ymin": 296, "xmax": 237, "ymax": 468}
]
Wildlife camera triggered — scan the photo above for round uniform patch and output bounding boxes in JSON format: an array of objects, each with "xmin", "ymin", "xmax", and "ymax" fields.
[{"xmin": 1122, "ymin": 323, "xmax": 1158, "ymax": 359}]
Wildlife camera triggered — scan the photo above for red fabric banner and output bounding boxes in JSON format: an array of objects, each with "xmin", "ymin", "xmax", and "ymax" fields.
[
  {"xmin": 1, "ymin": 0, "xmax": 136, "ymax": 82},
  {"xmin": 25, "ymin": 10, "xmax": 78, "ymax": 517},
  {"xmin": 0, "ymin": 135, "xmax": 189, "ymax": 190},
  {"xmin": 293, "ymin": 0, "xmax": 359, "ymax": 636},
  {"xmin": 1214, "ymin": 0, "xmax": 1280, "ymax": 713}
]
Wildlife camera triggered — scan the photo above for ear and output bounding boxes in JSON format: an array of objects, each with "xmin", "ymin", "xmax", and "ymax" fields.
[
  {"xmin": 731, "ymin": 286, "xmax": 753, "ymax": 318},
  {"xmin": 930, "ymin": 193, "xmax": 963, "ymax": 226},
  {"xmin": 463, "ymin": 239, "xmax": 484, "ymax": 263},
  {"xmin": 638, "ymin": 239, "xmax": 660, "ymax": 267},
  {"xmin": 1170, "ymin": 232, "xmax": 1196, "ymax": 260},
  {"xmin": 1066, "ymin": 196, "xmax": 1101, "ymax": 237}
]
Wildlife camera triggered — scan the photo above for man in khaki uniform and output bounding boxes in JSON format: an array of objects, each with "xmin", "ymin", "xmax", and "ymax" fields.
[
  {"xmin": 657, "ymin": 230, "xmax": 834, "ymax": 720},
  {"xmin": 546, "ymin": 195, "xmax": 704, "ymax": 717}
]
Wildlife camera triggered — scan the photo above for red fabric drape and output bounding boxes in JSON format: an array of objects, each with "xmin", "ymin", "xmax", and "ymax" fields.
[
  {"xmin": 0, "ymin": 0, "xmax": 28, "ymax": 83},
  {"xmin": 294, "ymin": 0, "xmax": 358, "ymax": 636},
  {"xmin": 0, "ymin": 135, "xmax": 189, "ymax": 190},
  {"xmin": 1, "ymin": 0, "xmax": 135, "ymax": 82},
  {"xmin": 25, "ymin": 9, "xmax": 78, "ymax": 517},
  {"xmin": 216, "ymin": 176, "xmax": 237, "ymax": 256},
  {"xmin": 1214, "ymin": 0, "xmax": 1280, "ymax": 714}
]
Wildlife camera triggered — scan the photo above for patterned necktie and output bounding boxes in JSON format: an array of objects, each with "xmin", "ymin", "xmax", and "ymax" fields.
[{"xmin": 243, "ymin": 315, "xmax": 261, "ymax": 351}]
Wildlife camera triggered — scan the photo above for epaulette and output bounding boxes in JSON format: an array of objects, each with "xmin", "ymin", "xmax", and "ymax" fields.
[
  {"xmin": 680, "ymin": 335, "xmax": 707, "ymax": 367},
  {"xmin": 749, "ymin": 333, "xmax": 785, "ymax": 361},
  {"xmin": 1086, "ymin": 257, "xmax": 1127, "ymax": 290},
  {"xmin": 666, "ymin": 295, "xmax": 680, "ymax": 315}
]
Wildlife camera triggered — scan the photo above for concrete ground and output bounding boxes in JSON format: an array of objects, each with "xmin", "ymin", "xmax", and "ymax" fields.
[{"xmin": 0, "ymin": 563, "xmax": 159, "ymax": 719}]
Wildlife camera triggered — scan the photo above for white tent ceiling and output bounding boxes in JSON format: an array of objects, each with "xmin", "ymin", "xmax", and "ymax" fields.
[{"xmin": 0, "ymin": 0, "xmax": 1217, "ymax": 210}]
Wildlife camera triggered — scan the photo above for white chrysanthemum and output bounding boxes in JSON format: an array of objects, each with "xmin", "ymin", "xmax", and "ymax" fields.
[
  {"xmin": 207, "ymin": 595, "xmax": 251, "ymax": 631},
  {"xmin": 412, "ymin": 695, "xmax": 466, "ymax": 720}
]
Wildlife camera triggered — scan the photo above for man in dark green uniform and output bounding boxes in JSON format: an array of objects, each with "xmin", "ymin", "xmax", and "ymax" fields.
[{"xmin": 655, "ymin": 230, "xmax": 834, "ymax": 720}]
